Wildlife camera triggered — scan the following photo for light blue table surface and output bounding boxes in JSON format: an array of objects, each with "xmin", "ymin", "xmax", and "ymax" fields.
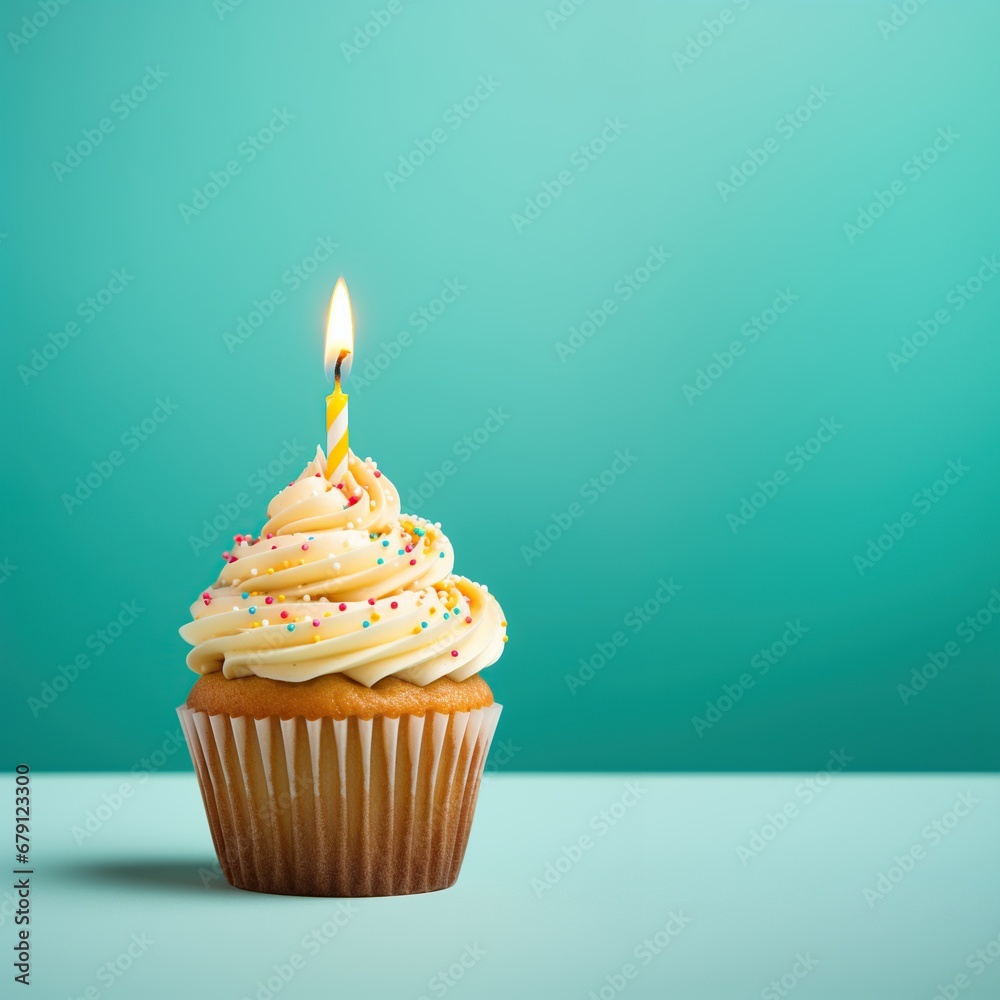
[{"xmin": 4, "ymin": 773, "xmax": 999, "ymax": 1000}]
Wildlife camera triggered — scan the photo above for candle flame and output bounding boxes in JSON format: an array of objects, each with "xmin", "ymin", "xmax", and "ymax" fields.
[{"xmin": 324, "ymin": 278, "xmax": 353, "ymax": 383}]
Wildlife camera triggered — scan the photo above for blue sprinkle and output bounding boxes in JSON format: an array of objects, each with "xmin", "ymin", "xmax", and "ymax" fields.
[
  {"xmin": 382, "ymin": 540, "xmax": 389, "ymax": 547},
  {"xmin": 443, "ymin": 613, "xmax": 450, "ymax": 620},
  {"xmin": 421, "ymin": 621, "xmax": 428, "ymax": 629},
  {"xmin": 249, "ymin": 607, "xmax": 256, "ymax": 614},
  {"xmin": 439, "ymin": 552, "xmax": 445, "ymax": 558},
  {"xmin": 398, "ymin": 549, "xmax": 404, "ymax": 556},
  {"xmin": 363, "ymin": 620, "xmax": 370, "ymax": 628},
  {"xmin": 377, "ymin": 558, "xmax": 384, "ymax": 565},
  {"xmin": 414, "ymin": 527, "xmax": 425, "ymax": 536},
  {"xmin": 286, "ymin": 624, "xmax": 295, "ymax": 631},
  {"xmin": 241, "ymin": 592, "xmax": 249, "ymax": 599}
]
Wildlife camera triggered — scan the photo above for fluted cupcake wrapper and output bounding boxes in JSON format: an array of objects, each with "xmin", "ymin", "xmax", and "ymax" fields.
[{"xmin": 177, "ymin": 702, "xmax": 502, "ymax": 897}]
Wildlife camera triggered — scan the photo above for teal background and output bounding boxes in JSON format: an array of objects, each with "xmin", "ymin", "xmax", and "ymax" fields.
[{"xmin": 2, "ymin": 0, "xmax": 998, "ymax": 772}]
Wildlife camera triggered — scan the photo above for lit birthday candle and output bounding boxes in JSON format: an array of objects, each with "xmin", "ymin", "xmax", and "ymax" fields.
[{"xmin": 324, "ymin": 278, "xmax": 353, "ymax": 484}]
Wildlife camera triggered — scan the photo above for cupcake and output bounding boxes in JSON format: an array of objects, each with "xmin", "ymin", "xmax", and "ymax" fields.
[{"xmin": 178, "ymin": 448, "xmax": 507, "ymax": 896}]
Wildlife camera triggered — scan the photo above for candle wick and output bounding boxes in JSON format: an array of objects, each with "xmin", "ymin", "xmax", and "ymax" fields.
[{"xmin": 334, "ymin": 349, "xmax": 350, "ymax": 390}]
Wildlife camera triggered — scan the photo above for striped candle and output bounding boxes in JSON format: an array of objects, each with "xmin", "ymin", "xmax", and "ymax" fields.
[
  {"xmin": 323, "ymin": 278, "xmax": 353, "ymax": 483},
  {"xmin": 325, "ymin": 366, "xmax": 349, "ymax": 483}
]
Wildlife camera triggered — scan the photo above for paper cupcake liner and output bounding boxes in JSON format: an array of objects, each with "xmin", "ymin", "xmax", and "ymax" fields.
[{"xmin": 177, "ymin": 701, "xmax": 501, "ymax": 897}]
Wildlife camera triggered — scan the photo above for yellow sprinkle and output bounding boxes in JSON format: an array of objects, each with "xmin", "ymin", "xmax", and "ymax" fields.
[
  {"xmin": 502, "ymin": 635, "xmax": 508, "ymax": 642},
  {"xmin": 429, "ymin": 607, "xmax": 436, "ymax": 614},
  {"xmin": 282, "ymin": 561, "xmax": 289, "ymax": 568},
  {"xmin": 501, "ymin": 620, "xmax": 507, "ymax": 627},
  {"xmin": 312, "ymin": 635, "xmax": 321, "ymax": 643},
  {"xmin": 412, "ymin": 627, "xmax": 421, "ymax": 635},
  {"xmin": 324, "ymin": 612, "xmax": 332, "ymax": 617},
  {"xmin": 267, "ymin": 568, "xmax": 274, "ymax": 574},
  {"xmin": 371, "ymin": 612, "xmax": 380, "ymax": 622},
  {"xmin": 277, "ymin": 595, "xmax": 285, "ymax": 602}
]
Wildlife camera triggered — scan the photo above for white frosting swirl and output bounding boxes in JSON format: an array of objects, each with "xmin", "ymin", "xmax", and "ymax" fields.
[{"xmin": 180, "ymin": 449, "xmax": 507, "ymax": 687}]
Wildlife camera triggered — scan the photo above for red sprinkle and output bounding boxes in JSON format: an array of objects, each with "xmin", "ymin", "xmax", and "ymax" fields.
[
  {"xmin": 338, "ymin": 603, "xmax": 347, "ymax": 611},
  {"xmin": 374, "ymin": 471, "xmax": 382, "ymax": 478},
  {"xmin": 390, "ymin": 601, "xmax": 398, "ymax": 610},
  {"xmin": 271, "ymin": 545, "xmax": 277, "ymax": 550},
  {"xmin": 451, "ymin": 650, "xmax": 459, "ymax": 657},
  {"xmin": 367, "ymin": 598, "xmax": 375, "ymax": 605},
  {"xmin": 280, "ymin": 611, "xmax": 289, "ymax": 619},
  {"xmin": 301, "ymin": 543, "xmax": 309, "ymax": 551},
  {"xmin": 465, "ymin": 616, "xmax": 472, "ymax": 624},
  {"xmin": 265, "ymin": 596, "xmax": 274, "ymax": 605},
  {"xmin": 266, "ymin": 533, "xmax": 273, "ymax": 539},
  {"xmin": 346, "ymin": 495, "xmax": 360, "ymax": 507},
  {"xmin": 228, "ymin": 556, "xmax": 238, "ymax": 563},
  {"xmin": 405, "ymin": 544, "xmax": 413, "ymax": 553},
  {"xmin": 409, "ymin": 559, "xmax": 416, "ymax": 565},
  {"xmin": 312, "ymin": 619, "xmax": 320, "ymax": 627}
]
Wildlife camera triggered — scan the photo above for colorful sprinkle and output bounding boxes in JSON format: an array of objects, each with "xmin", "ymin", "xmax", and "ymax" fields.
[
  {"xmin": 374, "ymin": 470, "xmax": 381, "ymax": 477},
  {"xmin": 451, "ymin": 650, "xmax": 459, "ymax": 657},
  {"xmin": 409, "ymin": 559, "xmax": 416, "ymax": 565},
  {"xmin": 362, "ymin": 621, "xmax": 370, "ymax": 628},
  {"xmin": 382, "ymin": 540, "xmax": 389, "ymax": 547},
  {"xmin": 277, "ymin": 595, "xmax": 285, "ymax": 602},
  {"xmin": 465, "ymin": 617, "xmax": 472, "ymax": 624},
  {"xmin": 248, "ymin": 607, "xmax": 256, "ymax": 615},
  {"xmin": 301, "ymin": 543, "xmax": 309, "ymax": 551},
  {"xmin": 390, "ymin": 601, "xmax": 398, "ymax": 610},
  {"xmin": 377, "ymin": 558, "xmax": 384, "ymax": 564},
  {"xmin": 265, "ymin": 596, "xmax": 274, "ymax": 604},
  {"xmin": 280, "ymin": 611, "xmax": 289, "ymax": 619},
  {"xmin": 339, "ymin": 603, "xmax": 347, "ymax": 611},
  {"xmin": 421, "ymin": 622, "xmax": 428, "ymax": 629},
  {"xmin": 414, "ymin": 527, "xmax": 425, "ymax": 537},
  {"xmin": 312, "ymin": 619, "xmax": 320, "ymax": 627},
  {"xmin": 439, "ymin": 552, "xmax": 445, "ymax": 558},
  {"xmin": 241, "ymin": 592, "xmax": 249, "ymax": 599}
]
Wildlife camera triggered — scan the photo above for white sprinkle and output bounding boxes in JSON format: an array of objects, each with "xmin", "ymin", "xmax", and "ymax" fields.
[
  {"xmin": 262, "ymin": 619, "xmax": 269, "ymax": 626},
  {"xmin": 333, "ymin": 562, "xmax": 340, "ymax": 570},
  {"xmin": 232, "ymin": 606, "xmax": 239, "ymax": 612},
  {"xmin": 303, "ymin": 595, "xmax": 311, "ymax": 602},
  {"xmin": 250, "ymin": 568, "xmax": 258, "ymax": 575}
]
